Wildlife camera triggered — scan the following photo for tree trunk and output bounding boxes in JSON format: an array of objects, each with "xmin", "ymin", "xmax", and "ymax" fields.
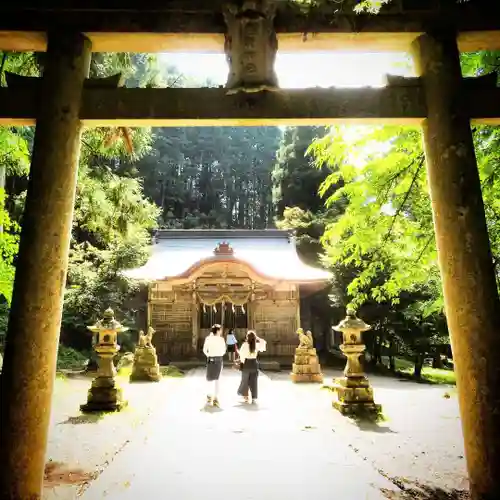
[
  {"xmin": 388, "ymin": 338, "xmax": 396, "ymax": 372},
  {"xmin": 414, "ymin": 354, "xmax": 425, "ymax": 380},
  {"xmin": 432, "ymin": 351, "xmax": 443, "ymax": 369},
  {"xmin": 373, "ymin": 335, "xmax": 382, "ymax": 366}
]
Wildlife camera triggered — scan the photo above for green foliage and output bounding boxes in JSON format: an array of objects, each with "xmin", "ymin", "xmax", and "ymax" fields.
[
  {"xmin": 0, "ymin": 192, "xmax": 19, "ymax": 304},
  {"xmin": 272, "ymin": 126, "xmax": 344, "ymax": 347},
  {"xmin": 0, "ymin": 52, "xmax": 32, "ymax": 304},
  {"xmin": 134, "ymin": 126, "xmax": 281, "ymax": 229},
  {"xmin": 290, "ymin": 0, "xmax": 469, "ymax": 14},
  {"xmin": 312, "ymin": 125, "xmax": 441, "ymax": 312},
  {"xmin": 0, "ymin": 300, "xmax": 9, "ymax": 349},
  {"xmin": 273, "ymin": 126, "xmax": 343, "ymax": 266},
  {"xmin": 310, "ymin": 51, "xmax": 500, "ymax": 319},
  {"xmin": 272, "ymin": 126, "xmax": 329, "ymax": 216},
  {"xmin": 57, "ymin": 53, "xmax": 161, "ymax": 350},
  {"xmin": 56, "ymin": 345, "xmax": 90, "ymax": 370},
  {"xmin": 74, "ymin": 165, "xmax": 159, "ymax": 247},
  {"xmin": 62, "ymin": 237, "xmax": 152, "ymax": 346}
]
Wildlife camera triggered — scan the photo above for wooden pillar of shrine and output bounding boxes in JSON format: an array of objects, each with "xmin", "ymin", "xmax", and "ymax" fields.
[
  {"xmin": 247, "ymin": 298, "xmax": 254, "ymax": 330},
  {"xmin": 412, "ymin": 31, "xmax": 500, "ymax": 500},
  {"xmin": 0, "ymin": 31, "xmax": 91, "ymax": 499},
  {"xmin": 296, "ymin": 286, "xmax": 301, "ymax": 330},
  {"xmin": 191, "ymin": 293, "xmax": 199, "ymax": 355}
]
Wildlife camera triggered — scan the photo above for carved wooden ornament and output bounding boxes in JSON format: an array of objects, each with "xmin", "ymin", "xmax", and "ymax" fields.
[{"xmin": 213, "ymin": 241, "xmax": 234, "ymax": 256}]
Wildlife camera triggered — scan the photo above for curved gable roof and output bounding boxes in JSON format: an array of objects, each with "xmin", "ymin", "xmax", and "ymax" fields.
[{"xmin": 123, "ymin": 229, "xmax": 331, "ymax": 283}]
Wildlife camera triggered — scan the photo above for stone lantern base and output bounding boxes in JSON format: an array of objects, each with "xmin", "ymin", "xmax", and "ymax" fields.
[
  {"xmin": 332, "ymin": 376, "xmax": 381, "ymax": 416},
  {"xmin": 129, "ymin": 346, "xmax": 162, "ymax": 382},
  {"xmin": 80, "ymin": 376, "xmax": 127, "ymax": 413},
  {"xmin": 291, "ymin": 347, "xmax": 323, "ymax": 383}
]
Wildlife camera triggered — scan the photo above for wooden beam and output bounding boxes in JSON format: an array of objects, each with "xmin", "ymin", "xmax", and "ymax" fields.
[
  {"xmin": 0, "ymin": 87, "xmax": 423, "ymax": 126},
  {"xmin": 1, "ymin": 1, "xmax": 500, "ymax": 53},
  {"xmin": 0, "ymin": 85, "xmax": 499, "ymax": 127}
]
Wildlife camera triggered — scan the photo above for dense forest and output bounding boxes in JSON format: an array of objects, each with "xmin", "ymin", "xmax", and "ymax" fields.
[
  {"xmin": 134, "ymin": 126, "xmax": 281, "ymax": 229},
  {"xmin": 0, "ymin": 48, "xmax": 499, "ymax": 380}
]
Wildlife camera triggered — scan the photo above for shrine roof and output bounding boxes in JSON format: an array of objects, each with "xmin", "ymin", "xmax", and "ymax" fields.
[{"xmin": 123, "ymin": 229, "xmax": 331, "ymax": 283}]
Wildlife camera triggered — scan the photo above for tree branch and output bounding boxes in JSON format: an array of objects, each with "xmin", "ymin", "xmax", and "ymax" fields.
[
  {"xmin": 414, "ymin": 234, "xmax": 434, "ymax": 263},
  {"xmin": 378, "ymin": 156, "xmax": 425, "ymax": 251}
]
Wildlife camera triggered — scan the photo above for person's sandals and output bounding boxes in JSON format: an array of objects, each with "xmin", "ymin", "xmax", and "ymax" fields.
[
  {"xmin": 206, "ymin": 396, "xmax": 212, "ymax": 405},
  {"xmin": 213, "ymin": 398, "xmax": 220, "ymax": 408}
]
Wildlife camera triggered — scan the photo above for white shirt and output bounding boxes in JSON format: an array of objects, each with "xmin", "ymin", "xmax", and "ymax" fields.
[
  {"xmin": 239, "ymin": 338, "xmax": 267, "ymax": 364},
  {"xmin": 226, "ymin": 333, "xmax": 237, "ymax": 346},
  {"xmin": 203, "ymin": 334, "xmax": 227, "ymax": 358}
]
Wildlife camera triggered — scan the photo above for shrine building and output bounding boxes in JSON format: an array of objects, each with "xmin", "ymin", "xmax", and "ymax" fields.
[{"xmin": 125, "ymin": 229, "xmax": 330, "ymax": 362}]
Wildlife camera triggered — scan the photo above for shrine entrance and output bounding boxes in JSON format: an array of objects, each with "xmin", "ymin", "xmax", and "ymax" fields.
[
  {"xmin": 198, "ymin": 301, "xmax": 249, "ymax": 351},
  {"xmin": 131, "ymin": 230, "xmax": 328, "ymax": 362},
  {"xmin": 1, "ymin": 2, "xmax": 500, "ymax": 500}
]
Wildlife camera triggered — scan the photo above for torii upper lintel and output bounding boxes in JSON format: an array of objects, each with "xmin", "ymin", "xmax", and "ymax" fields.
[{"xmin": 1, "ymin": 0, "xmax": 500, "ymax": 52}]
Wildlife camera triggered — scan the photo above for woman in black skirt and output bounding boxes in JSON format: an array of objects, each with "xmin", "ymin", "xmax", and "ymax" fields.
[
  {"xmin": 202, "ymin": 323, "xmax": 227, "ymax": 407},
  {"xmin": 237, "ymin": 330, "xmax": 266, "ymax": 404}
]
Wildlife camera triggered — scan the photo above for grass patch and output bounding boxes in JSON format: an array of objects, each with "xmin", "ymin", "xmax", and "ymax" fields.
[
  {"xmin": 160, "ymin": 365, "xmax": 184, "ymax": 378},
  {"xmin": 395, "ymin": 360, "xmax": 456, "ymax": 385},
  {"xmin": 420, "ymin": 367, "xmax": 456, "ymax": 385},
  {"xmin": 377, "ymin": 357, "xmax": 456, "ymax": 385}
]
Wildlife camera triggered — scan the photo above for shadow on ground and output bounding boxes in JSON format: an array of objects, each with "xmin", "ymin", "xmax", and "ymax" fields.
[
  {"xmin": 354, "ymin": 420, "xmax": 397, "ymax": 434},
  {"xmin": 200, "ymin": 404, "xmax": 224, "ymax": 413},
  {"xmin": 381, "ymin": 478, "xmax": 469, "ymax": 499},
  {"xmin": 58, "ymin": 413, "xmax": 106, "ymax": 425}
]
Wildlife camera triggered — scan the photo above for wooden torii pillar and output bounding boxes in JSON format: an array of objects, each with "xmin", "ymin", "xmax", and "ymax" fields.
[
  {"xmin": 412, "ymin": 31, "xmax": 500, "ymax": 500},
  {"xmin": 0, "ymin": 31, "xmax": 91, "ymax": 499}
]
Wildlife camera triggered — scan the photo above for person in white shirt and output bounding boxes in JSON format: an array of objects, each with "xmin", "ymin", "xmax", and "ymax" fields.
[
  {"xmin": 226, "ymin": 328, "xmax": 238, "ymax": 362},
  {"xmin": 237, "ymin": 330, "xmax": 266, "ymax": 404},
  {"xmin": 203, "ymin": 323, "xmax": 226, "ymax": 407}
]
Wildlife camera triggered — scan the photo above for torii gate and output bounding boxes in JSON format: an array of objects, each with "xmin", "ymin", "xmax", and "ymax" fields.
[{"xmin": 0, "ymin": 1, "xmax": 500, "ymax": 499}]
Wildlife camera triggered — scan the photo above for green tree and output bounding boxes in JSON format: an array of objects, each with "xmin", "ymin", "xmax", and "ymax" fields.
[{"xmin": 135, "ymin": 126, "xmax": 281, "ymax": 230}]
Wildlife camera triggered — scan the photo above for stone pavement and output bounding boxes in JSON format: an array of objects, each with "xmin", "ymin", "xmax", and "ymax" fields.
[{"xmin": 81, "ymin": 368, "xmax": 399, "ymax": 500}]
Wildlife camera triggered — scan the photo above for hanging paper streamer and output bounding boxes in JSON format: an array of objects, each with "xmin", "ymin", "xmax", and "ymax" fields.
[
  {"xmin": 203, "ymin": 303, "xmax": 206, "ymax": 313},
  {"xmin": 232, "ymin": 303, "xmax": 235, "ymax": 313},
  {"xmin": 213, "ymin": 304, "xmax": 217, "ymax": 313},
  {"xmin": 241, "ymin": 304, "xmax": 245, "ymax": 314}
]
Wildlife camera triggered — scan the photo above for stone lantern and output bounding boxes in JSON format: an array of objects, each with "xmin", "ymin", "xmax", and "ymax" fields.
[
  {"xmin": 223, "ymin": 0, "xmax": 279, "ymax": 94},
  {"xmin": 80, "ymin": 308, "xmax": 128, "ymax": 412},
  {"xmin": 332, "ymin": 309, "xmax": 381, "ymax": 416}
]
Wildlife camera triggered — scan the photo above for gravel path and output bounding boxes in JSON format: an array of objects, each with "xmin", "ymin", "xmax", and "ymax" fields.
[
  {"xmin": 269, "ymin": 369, "xmax": 467, "ymax": 493},
  {"xmin": 44, "ymin": 374, "xmax": 183, "ymax": 499},
  {"xmin": 42, "ymin": 367, "xmax": 467, "ymax": 499}
]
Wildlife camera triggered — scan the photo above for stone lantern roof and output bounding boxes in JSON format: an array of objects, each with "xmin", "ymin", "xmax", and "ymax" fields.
[{"xmin": 333, "ymin": 310, "xmax": 371, "ymax": 332}]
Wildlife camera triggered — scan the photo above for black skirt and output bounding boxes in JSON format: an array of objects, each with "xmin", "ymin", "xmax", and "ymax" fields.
[
  {"xmin": 227, "ymin": 344, "xmax": 237, "ymax": 353},
  {"xmin": 206, "ymin": 356, "xmax": 223, "ymax": 381}
]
